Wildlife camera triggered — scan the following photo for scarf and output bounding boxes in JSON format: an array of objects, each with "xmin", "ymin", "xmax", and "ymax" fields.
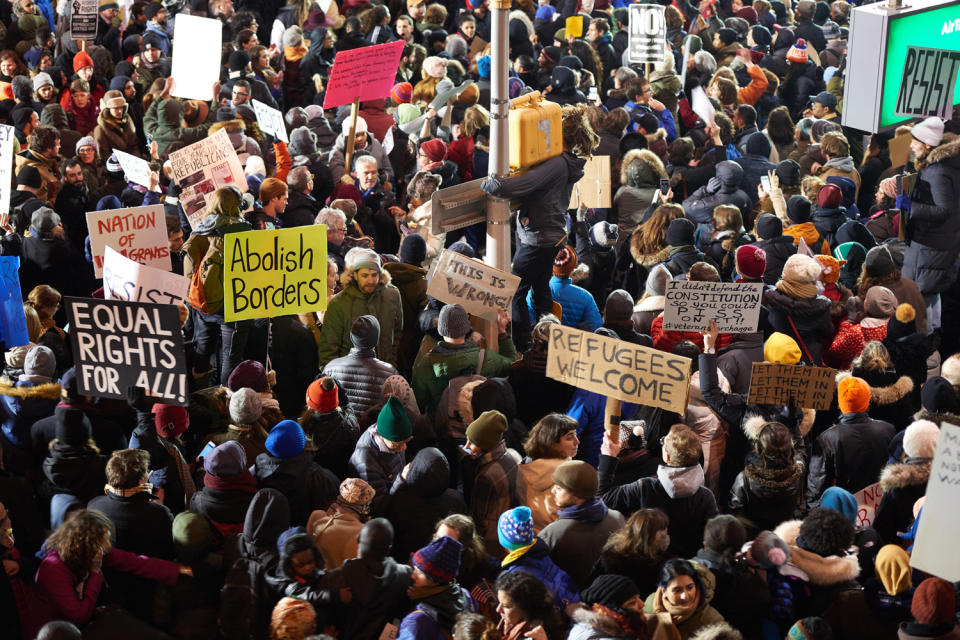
[
  {"xmin": 557, "ymin": 497, "xmax": 609, "ymax": 523},
  {"xmin": 104, "ymin": 482, "xmax": 153, "ymax": 498},
  {"xmin": 591, "ymin": 604, "xmax": 646, "ymax": 636},
  {"xmin": 776, "ymin": 278, "xmax": 819, "ymax": 299},
  {"xmin": 203, "ymin": 471, "xmax": 258, "ymax": 494},
  {"xmin": 408, "ymin": 582, "xmax": 451, "ymax": 601},
  {"xmin": 668, "ymin": 244, "xmax": 696, "ymax": 257},
  {"xmin": 284, "ymin": 44, "xmax": 308, "ymax": 62},
  {"xmin": 652, "ymin": 585, "xmax": 699, "ymax": 624},
  {"xmin": 160, "ymin": 438, "xmax": 197, "ymax": 503},
  {"xmin": 336, "ymin": 495, "xmax": 371, "ymax": 517},
  {"xmin": 502, "ymin": 541, "xmax": 536, "ymax": 566}
]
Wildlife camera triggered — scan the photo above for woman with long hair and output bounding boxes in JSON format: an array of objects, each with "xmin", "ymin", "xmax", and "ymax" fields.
[
  {"xmin": 25, "ymin": 284, "xmax": 71, "ymax": 376},
  {"xmin": 643, "ymin": 558, "xmax": 725, "ymax": 639},
  {"xmin": 591, "ymin": 508, "xmax": 671, "ymax": 596},
  {"xmin": 765, "ymin": 106, "xmax": 796, "ymax": 161},
  {"xmin": 728, "ymin": 421, "xmax": 803, "ymax": 532},
  {"xmin": 619, "ymin": 202, "xmax": 684, "ymax": 301},
  {"xmin": 494, "ymin": 571, "xmax": 565, "ymax": 640},
  {"xmin": 517, "ymin": 414, "xmax": 580, "ymax": 532}
]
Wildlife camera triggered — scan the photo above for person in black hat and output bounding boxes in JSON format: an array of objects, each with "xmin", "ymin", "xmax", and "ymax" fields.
[
  {"xmin": 143, "ymin": 2, "xmax": 171, "ymax": 55},
  {"xmin": 10, "ymin": 165, "xmax": 44, "ymax": 235},
  {"xmin": 321, "ymin": 315, "xmax": 399, "ymax": 416},
  {"xmin": 754, "ymin": 213, "xmax": 798, "ymax": 285},
  {"xmin": 222, "ymin": 49, "xmax": 278, "ymax": 110}
]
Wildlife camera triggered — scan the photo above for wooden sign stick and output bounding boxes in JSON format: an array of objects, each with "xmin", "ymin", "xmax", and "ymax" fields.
[{"xmin": 341, "ymin": 97, "xmax": 361, "ymax": 184}]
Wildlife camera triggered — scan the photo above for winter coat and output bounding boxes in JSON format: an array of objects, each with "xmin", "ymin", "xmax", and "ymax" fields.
[
  {"xmin": 466, "ymin": 441, "xmax": 521, "ymax": 557},
  {"xmin": 328, "ymin": 132, "xmax": 395, "ymax": 184},
  {"xmin": 482, "ymin": 152, "xmax": 585, "ymax": 247},
  {"xmin": 816, "ymin": 157, "xmax": 862, "ymax": 201},
  {"xmin": 812, "ymin": 205, "xmax": 848, "ymax": 251},
  {"xmin": 823, "ymin": 319, "xmax": 888, "ymax": 370},
  {"xmin": 209, "ymin": 119, "xmax": 263, "ymax": 164},
  {"xmin": 540, "ymin": 499, "xmax": 625, "ymax": 590},
  {"xmin": 280, "ymin": 190, "xmax": 319, "ymax": 228},
  {"xmin": 807, "ymin": 412, "xmax": 895, "ymax": 509},
  {"xmin": 15, "ymin": 149, "xmax": 60, "ymax": 205},
  {"xmin": 307, "ymin": 502, "xmax": 365, "ymax": 569},
  {"xmin": 662, "ymin": 246, "xmax": 720, "ymax": 278},
  {"xmin": 338, "ymin": 553, "xmax": 413, "ymax": 640},
  {"xmin": 42, "ymin": 442, "xmax": 107, "ymax": 501},
  {"xmin": 188, "ymin": 480, "xmax": 256, "ymax": 539},
  {"xmin": 615, "ymin": 184, "xmax": 659, "ymax": 238},
  {"xmin": 317, "ymin": 276, "xmax": 403, "ymax": 370},
  {"xmin": 898, "ymin": 624, "xmax": 960, "ymax": 640},
  {"xmin": 382, "ymin": 262, "xmax": 428, "ymax": 376},
  {"xmin": 348, "ymin": 425, "xmax": 405, "ymax": 513},
  {"xmin": 783, "ymin": 222, "xmax": 830, "ymax": 255},
  {"xmin": 717, "ymin": 333, "xmax": 764, "ymax": 395},
  {"xmin": 398, "ymin": 583, "xmax": 469, "ymax": 640},
  {"xmin": 735, "ymin": 152, "xmax": 777, "ymax": 206},
  {"xmin": 841, "ymin": 368, "xmax": 916, "ymax": 433},
  {"xmin": 0, "ymin": 378, "xmax": 59, "ymax": 450},
  {"xmin": 501, "ymin": 538, "xmax": 581, "ymax": 607},
  {"xmin": 598, "ymin": 458, "xmax": 718, "ymax": 558},
  {"xmin": 682, "ymin": 162, "xmax": 752, "ymax": 224},
  {"xmin": 92, "ymin": 111, "xmax": 139, "ymax": 159},
  {"xmin": 641, "ymin": 581, "xmax": 725, "ymax": 640},
  {"xmin": 87, "ymin": 492, "xmax": 174, "ymax": 559},
  {"xmin": 651, "ymin": 315, "xmax": 732, "ymax": 354},
  {"xmin": 873, "ymin": 458, "xmax": 929, "ymax": 545},
  {"xmin": 756, "ymin": 236, "xmax": 798, "ymax": 285},
  {"xmin": 729, "ymin": 440, "xmax": 803, "ymax": 532},
  {"xmin": 529, "ymin": 276, "xmax": 602, "ymax": 330},
  {"xmin": 781, "ymin": 62, "xmax": 820, "ymax": 120},
  {"xmin": 508, "ymin": 351, "xmax": 576, "ymax": 431},
  {"xmin": 300, "ymin": 409, "xmax": 359, "ymax": 481},
  {"xmin": 762, "ymin": 289, "xmax": 834, "ymax": 365},
  {"xmin": 270, "ymin": 315, "xmax": 319, "ymax": 419},
  {"xmin": 322, "ymin": 348, "xmax": 399, "ymax": 416},
  {"xmin": 518, "ymin": 457, "xmax": 564, "ymax": 533},
  {"xmin": 253, "ymin": 452, "xmax": 339, "ymax": 525},
  {"xmin": 143, "ymin": 97, "xmax": 214, "ymax": 157}
]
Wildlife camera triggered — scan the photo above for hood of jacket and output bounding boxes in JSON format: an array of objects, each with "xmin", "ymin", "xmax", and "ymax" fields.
[
  {"xmin": 417, "ymin": 581, "xmax": 467, "ymax": 631},
  {"xmin": 471, "ymin": 377, "xmax": 517, "ymax": 423},
  {"xmin": 764, "ymin": 289, "xmax": 831, "ymax": 317},
  {"xmin": 914, "ymin": 409, "xmax": 960, "ymax": 427},
  {"xmin": 253, "ymin": 452, "xmax": 314, "ymax": 491},
  {"xmin": 838, "ymin": 370, "xmax": 913, "ymax": 406},
  {"xmin": 405, "ymin": 446, "xmax": 451, "ymax": 498},
  {"xmin": 629, "ymin": 236, "xmax": 670, "ymax": 267},
  {"xmin": 822, "ymin": 155, "xmax": 855, "ymax": 173},
  {"xmin": 333, "ymin": 130, "xmax": 381, "ymax": 155},
  {"xmin": 716, "ymin": 160, "xmax": 743, "ymax": 189},
  {"xmin": 384, "ymin": 262, "xmax": 426, "ymax": 285},
  {"xmin": 834, "ymin": 220, "xmax": 876, "ymax": 250},
  {"xmin": 242, "ymin": 487, "xmax": 291, "ymax": 548},
  {"xmin": 657, "ymin": 464, "xmax": 705, "ymax": 498},
  {"xmin": 774, "ymin": 519, "xmax": 860, "ymax": 586},
  {"xmin": 744, "ymin": 456, "xmax": 803, "ymax": 495},
  {"xmin": 0, "ymin": 379, "xmax": 60, "ymax": 399},
  {"xmin": 813, "ymin": 206, "xmax": 846, "ymax": 231},
  {"xmin": 918, "ymin": 134, "xmax": 960, "ymax": 170},
  {"xmin": 880, "ymin": 459, "xmax": 930, "ymax": 491},
  {"xmin": 209, "ymin": 118, "xmax": 247, "ymax": 139}
]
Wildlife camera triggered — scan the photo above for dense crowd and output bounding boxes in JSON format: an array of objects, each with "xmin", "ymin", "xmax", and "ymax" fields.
[{"xmin": 0, "ymin": 0, "xmax": 959, "ymax": 639}]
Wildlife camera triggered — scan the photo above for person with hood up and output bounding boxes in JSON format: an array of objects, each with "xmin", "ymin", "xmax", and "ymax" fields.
[
  {"xmin": 682, "ymin": 160, "xmax": 752, "ymax": 226},
  {"xmin": 189, "ymin": 441, "xmax": 257, "ymax": 539},
  {"xmin": 735, "ymin": 132, "xmax": 777, "ymax": 206},
  {"xmin": 643, "ymin": 558, "xmax": 725, "ymax": 639},
  {"xmin": 348, "ymin": 396, "xmax": 412, "ymax": 513},
  {"xmin": 41, "ymin": 407, "xmax": 107, "ymax": 510},
  {"xmin": 811, "ymin": 183, "xmax": 847, "ymax": 251},
  {"xmin": 321, "ymin": 315, "xmax": 399, "ymax": 415},
  {"xmin": 763, "ymin": 254, "xmax": 834, "ymax": 365},
  {"xmin": 92, "ymin": 89, "xmax": 138, "ymax": 159},
  {"xmin": 271, "ymin": 532, "xmax": 349, "ymax": 629},
  {"xmin": 307, "ymin": 478, "xmax": 376, "ymax": 569},
  {"xmin": 328, "ymin": 116, "xmax": 395, "ymax": 185},
  {"xmin": 859, "ymin": 244, "xmax": 928, "ymax": 335},
  {"xmin": 872, "ymin": 419, "xmax": 939, "ymax": 545},
  {"xmin": 143, "ymin": 77, "xmax": 217, "ymax": 157},
  {"xmin": 598, "ymin": 423, "xmax": 719, "ymax": 558},
  {"xmin": 660, "ymin": 219, "xmax": 721, "ymax": 278},
  {"xmin": 0, "ymin": 345, "xmax": 59, "ymax": 453},
  {"xmin": 545, "ymin": 65, "xmax": 588, "ymax": 106},
  {"xmin": 863, "ymin": 544, "xmax": 915, "ymax": 625},
  {"xmin": 397, "ymin": 536, "xmax": 469, "ymax": 640},
  {"xmin": 615, "ymin": 149, "xmax": 669, "ymax": 242},
  {"xmin": 896, "ymin": 577, "xmax": 960, "ymax": 640}
]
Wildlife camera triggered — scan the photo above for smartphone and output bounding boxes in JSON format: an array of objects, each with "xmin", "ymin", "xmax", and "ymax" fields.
[
  {"xmin": 588, "ymin": 86, "xmax": 598, "ymax": 101},
  {"xmin": 659, "ymin": 178, "xmax": 670, "ymax": 195},
  {"xmin": 197, "ymin": 441, "xmax": 216, "ymax": 461},
  {"xmin": 760, "ymin": 175, "xmax": 771, "ymax": 193},
  {"xmin": 458, "ymin": 444, "xmax": 474, "ymax": 457}
]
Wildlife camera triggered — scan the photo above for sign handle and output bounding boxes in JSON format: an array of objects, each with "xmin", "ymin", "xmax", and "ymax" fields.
[
  {"xmin": 341, "ymin": 97, "xmax": 361, "ymax": 184},
  {"xmin": 604, "ymin": 396, "xmax": 622, "ymax": 441},
  {"xmin": 645, "ymin": 62, "xmax": 650, "ymax": 82}
]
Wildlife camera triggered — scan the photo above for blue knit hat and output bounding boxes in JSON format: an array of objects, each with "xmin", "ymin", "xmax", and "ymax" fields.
[
  {"xmin": 266, "ymin": 420, "xmax": 306, "ymax": 459},
  {"xmin": 413, "ymin": 536, "xmax": 462, "ymax": 584},
  {"xmin": 819, "ymin": 486, "xmax": 857, "ymax": 524},
  {"xmin": 498, "ymin": 506, "xmax": 534, "ymax": 551},
  {"xmin": 477, "ymin": 55, "xmax": 491, "ymax": 79}
]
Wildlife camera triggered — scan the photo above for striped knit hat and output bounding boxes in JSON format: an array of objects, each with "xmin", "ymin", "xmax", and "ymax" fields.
[{"xmin": 412, "ymin": 536, "xmax": 462, "ymax": 584}]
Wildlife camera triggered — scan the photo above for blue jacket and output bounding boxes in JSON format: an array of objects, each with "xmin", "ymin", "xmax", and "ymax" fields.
[
  {"xmin": 528, "ymin": 276, "xmax": 602, "ymax": 330},
  {"xmin": 566, "ymin": 389, "xmax": 638, "ymax": 467},
  {"xmin": 624, "ymin": 101, "xmax": 678, "ymax": 141},
  {"xmin": 0, "ymin": 378, "xmax": 59, "ymax": 448},
  {"xmin": 502, "ymin": 538, "xmax": 580, "ymax": 607},
  {"xmin": 144, "ymin": 23, "xmax": 172, "ymax": 55},
  {"xmin": 398, "ymin": 584, "xmax": 471, "ymax": 640}
]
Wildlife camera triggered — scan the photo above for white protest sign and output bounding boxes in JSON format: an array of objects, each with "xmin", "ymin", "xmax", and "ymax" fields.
[
  {"xmin": 103, "ymin": 247, "xmax": 189, "ymax": 306},
  {"xmin": 426, "ymin": 249, "xmax": 520, "ymax": 319},
  {"xmin": 911, "ymin": 423, "xmax": 960, "ymax": 581},
  {"xmin": 853, "ymin": 482, "xmax": 884, "ymax": 528},
  {"xmin": 70, "ymin": 0, "xmax": 98, "ymax": 40},
  {"xmin": 251, "ymin": 99, "xmax": 288, "ymax": 143},
  {"xmin": 895, "ymin": 46, "xmax": 960, "ymax": 120},
  {"xmin": 691, "ymin": 86, "xmax": 715, "ymax": 127},
  {"xmin": 662, "ymin": 281, "xmax": 764, "ymax": 333},
  {"xmin": 168, "ymin": 129, "xmax": 246, "ymax": 228},
  {"xmin": 170, "ymin": 14, "xmax": 222, "ymax": 100},
  {"xmin": 113, "ymin": 149, "xmax": 154, "ymax": 189},
  {"xmin": 0, "ymin": 125, "xmax": 13, "ymax": 218},
  {"xmin": 86, "ymin": 205, "xmax": 170, "ymax": 278},
  {"xmin": 628, "ymin": 4, "xmax": 666, "ymax": 64}
]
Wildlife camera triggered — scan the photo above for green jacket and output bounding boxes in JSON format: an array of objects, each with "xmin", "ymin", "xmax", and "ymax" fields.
[
  {"xmin": 317, "ymin": 279, "xmax": 403, "ymax": 370},
  {"xmin": 143, "ymin": 97, "xmax": 216, "ymax": 157},
  {"xmin": 411, "ymin": 336, "xmax": 517, "ymax": 417}
]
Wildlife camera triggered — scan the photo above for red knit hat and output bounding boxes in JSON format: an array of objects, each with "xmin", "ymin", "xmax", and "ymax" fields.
[
  {"xmin": 553, "ymin": 245, "xmax": 578, "ymax": 277},
  {"xmin": 817, "ymin": 183, "xmax": 843, "ymax": 209},
  {"xmin": 838, "ymin": 376, "xmax": 870, "ymax": 414},
  {"xmin": 73, "ymin": 51, "xmax": 94, "ymax": 73},
  {"xmin": 912, "ymin": 578, "xmax": 956, "ymax": 625},
  {"xmin": 153, "ymin": 403, "xmax": 189, "ymax": 438},
  {"xmin": 735, "ymin": 244, "xmax": 767, "ymax": 280},
  {"xmin": 420, "ymin": 138, "xmax": 447, "ymax": 163},
  {"xmin": 306, "ymin": 377, "xmax": 339, "ymax": 413},
  {"xmin": 391, "ymin": 82, "xmax": 413, "ymax": 104}
]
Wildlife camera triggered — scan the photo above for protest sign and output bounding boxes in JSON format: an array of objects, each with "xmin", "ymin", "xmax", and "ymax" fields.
[
  {"xmin": 426, "ymin": 249, "xmax": 521, "ymax": 319},
  {"xmin": 628, "ymin": 4, "xmax": 666, "ymax": 64},
  {"xmin": 103, "ymin": 247, "xmax": 190, "ymax": 307},
  {"xmin": 566, "ymin": 16, "xmax": 584, "ymax": 38},
  {"xmin": 223, "ymin": 225, "xmax": 328, "ymax": 322},
  {"xmin": 323, "ymin": 40, "xmax": 405, "ymax": 109},
  {"xmin": 853, "ymin": 482, "xmax": 884, "ymax": 528},
  {"xmin": 569, "ymin": 156, "xmax": 612, "ymax": 209},
  {"xmin": 112, "ymin": 149, "xmax": 154, "ymax": 189},
  {"xmin": 65, "ymin": 297, "xmax": 188, "ymax": 405},
  {"xmin": 0, "ymin": 257, "xmax": 28, "ymax": 347},
  {"xmin": 895, "ymin": 46, "xmax": 960, "ymax": 119},
  {"xmin": 251, "ymin": 99, "xmax": 288, "ymax": 143},
  {"xmin": 86, "ymin": 205, "xmax": 170, "ymax": 278},
  {"xmin": 168, "ymin": 129, "xmax": 246, "ymax": 227},
  {"xmin": 747, "ymin": 363, "xmax": 837, "ymax": 410},
  {"xmin": 889, "ymin": 132, "xmax": 912, "ymax": 168},
  {"xmin": 691, "ymin": 86, "xmax": 715, "ymax": 127},
  {"xmin": 911, "ymin": 422, "xmax": 960, "ymax": 581},
  {"xmin": 70, "ymin": 0, "xmax": 98, "ymax": 40},
  {"xmin": 170, "ymin": 14, "xmax": 222, "ymax": 100},
  {"xmin": 0, "ymin": 125, "xmax": 12, "ymax": 218},
  {"xmin": 662, "ymin": 281, "xmax": 764, "ymax": 333},
  {"xmin": 546, "ymin": 324, "xmax": 691, "ymax": 413}
]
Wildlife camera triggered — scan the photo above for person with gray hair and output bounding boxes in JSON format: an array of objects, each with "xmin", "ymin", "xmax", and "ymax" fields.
[
  {"xmin": 316, "ymin": 206, "xmax": 349, "ymax": 271},
  {"xmin": 280, "ymin": 165, "xmax": 319, "ymax": 228}
]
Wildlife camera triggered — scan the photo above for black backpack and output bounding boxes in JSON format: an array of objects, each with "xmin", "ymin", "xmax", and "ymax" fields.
[{"xmin": 218, "ymin": 552, "xmax": 269, "ymax": 640}]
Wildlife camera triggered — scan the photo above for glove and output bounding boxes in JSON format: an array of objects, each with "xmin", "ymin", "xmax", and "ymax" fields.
[
  {"xmin": 895, "ymin": 193, "xmax": 912, "ymax": 214},
  {"xmin": 125, "ymin": 385, "xmax": 156, "ymax": 411},
  {"xmin": 707, "ymin": 177, "xmax": 722, "ymax": 195}
]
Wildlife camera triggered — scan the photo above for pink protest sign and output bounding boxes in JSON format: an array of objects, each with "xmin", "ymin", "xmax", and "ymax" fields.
[{"xmin": 323, "ymin": 40, "xmax": 405, "ymax": 109}]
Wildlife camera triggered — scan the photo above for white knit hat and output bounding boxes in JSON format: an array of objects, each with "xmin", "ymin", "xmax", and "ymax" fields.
[
  {"xmin": 911, "ymin": 117, "xmax": 944, "ymax": 148},
  {"xmin": 903, "ymin": 419, "xmax": 940, "ymax": 459},
  {"xmin": 342, "ymin": 115, "xmax": 368, "ymax": 135},
  {"xmin": 345, "ymin": 247, "xmax": 381, "ymax": 272}
]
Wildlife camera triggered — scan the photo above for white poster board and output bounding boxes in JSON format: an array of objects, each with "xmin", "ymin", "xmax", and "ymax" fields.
[
  {"xmin": 628, "ymin": 4, "xmax": 666, "ymax": 64},
  {"xmin": 103, "ymin": 247, "xmax": 189, "ymax": 306},
  {"xmin": 0, "ymin": 125, "xmax": 14, "ymax": 218},
  {"xmin": 70, "ymin": 0, "xmax": 98, "ymax": 40},
  {"xmin": 112, "ymin": 149, "xmax": 153, "ymax": 189},
  {"xmin": 662, "ymin": 281, "xmax": 764, "ymax": 333},
  {"xmin": 251, "ymin": 99, "xmax": 288, "ymax": 143},
  {"xmin": 853, "ymin": 482, "xmax": 884, "ymax": 528},
  {"xmin": 86, "ymin": 205, "xmax": 170, "ymax": 278},
  {"xmin": 168, "ymin": 129, "xmax": 246, "ymax": 228},
  {"xmin": 170, "ymin": 14, "xmax": 222, "ymax": 101},
  {"xmin": 911, "ymin": 422, "xmax": 960, "ymax": 581}
]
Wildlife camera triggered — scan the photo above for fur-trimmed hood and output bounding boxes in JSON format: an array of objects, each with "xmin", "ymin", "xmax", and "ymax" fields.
[
  {"xmin": 691, "ymin": 624, "xmax": 743, "ymax": 640},
  {"xmin": 744, "ymin": 458, "xmax": 803, "ymax": 491},
  {"xmin": 644, "ymin": 128, "xmax": 667, "ymax": 146},
  {"xmin": 635, "ymin": 295, "xmax": 664, "ymax": 313},
  {"xmin": 0, "ymin": 379, "xmax": 61, "ymax": 399},
  {"xmin": 742, "ymin": 409, "xmax": 815, "ymax": 439},
  {"xmin": 569, "ymin": 605, "xmax": 632, "ymax": 638},
  {"xmin": 208, "ymin": 119, "xmax": 247, "ymax": 135},
  {"xmin": 914, "ymin": 409, "xmax": 960, "ymax": 426},
  {"xmin": 629, "ymin": 236, "xmax": 670, "ymax": 266},
  {"xmin": 773, "ymin": 519, "xmax": 860, "ymax": 586},
  {"xmin": 916, "ymin": 133, "xmax": 960, "ymax": 170},
  {"xmin": 880, "ymin": 459, "xmax": 931, "ymax": 491},
  {"xmin": 837, "ymin": 370, "xmax": 913, "ymax": 407},
  {"xmin": 340, "ymin": 264, "xmax": 393, "ymax": 289}
]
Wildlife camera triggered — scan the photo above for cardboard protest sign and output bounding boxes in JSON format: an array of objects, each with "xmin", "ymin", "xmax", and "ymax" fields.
[
  {"xmin": 853, "ymin": 482, "xmax": 884, "ymax": 528},
  {"xmin": 569, "ymin": 156, "xmax": 612, "ymax": 209},
  {"xmin": 0, "ymin": 125, "xmax": 13, "ymax": 218},
  {"xmin": 86, "ymin": 205, "xmax": 170, "ymax": 278},
  {"xmin": 895, "ymin": 46, "xmax": 960, "ymax": 119},
  {"xmin": 662, "ymin": 281, "xmax": 764, "ymax": 333},
  {"xmin": 223, "ymin": 225, "xmax": 328, "ymax": 322},
  {"xmin": 628, "ymin": 4, "xmax": 666, "ymax": 63},
  {"xmin": 65, "ymin": 297, "xmax": 188, "ymax": 405},
  {"xmin": 168, "ymin": 129, "xmax": 247, "ymax": 228},
  {"xmin": 251, "ymin": 99, "xmax": 288, "ymax": 143},
  {"xmin": 911, "ymin": 422, "xmax": 960, "ymax": 581},
  {"xmin": 103, "ymin": 247, "xmax": 190, "ymax": 306},
  {"xmin": 546, "ymin": 324, "xmax": 691, "ymax": 413},
  {"xmin": 747, "ymin": 363, "xmax": 837, "ymax": 410},
  {"xmin": 112, "ymin": 149, "xmax": 154, "ymax": 189},
  {"xmin": 0, "ymin": 257, "xmax": 28, "ymax": 347},
  {"xmin": 170, "ymin": 15, "xmax": 222, "ymax": 100},
  {"xmin": 70, "ymin": 0, "xmax": 98, "ymax": 40},
  {"xmin": 426, "ymin": 249, "xmax": 521, "ymax": 320},
  {"xmin": 889, "ymin": 132, "xmax": 912, "ymax": 168},
  {"xmin": 323, "ymin": 39, "xmax": 405, "ymax": 109}
]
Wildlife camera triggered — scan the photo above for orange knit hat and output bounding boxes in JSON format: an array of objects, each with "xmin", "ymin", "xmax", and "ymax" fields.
[
  {"xmin": 838, "ymin": 376, "xmax": 870, "ymax": 414},
  {"xmin": 815, "ymin": 255, "xmax": 843, "ymax": 285}
]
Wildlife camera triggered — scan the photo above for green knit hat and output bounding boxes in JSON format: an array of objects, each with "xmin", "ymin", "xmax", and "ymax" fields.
[
  {"xmin": 376, "ymin": 396, "xmax": 412, "ymax": 442},
  {"xmin": 465, "ymin": 410, "xmax": 507, "ymax": 452}
]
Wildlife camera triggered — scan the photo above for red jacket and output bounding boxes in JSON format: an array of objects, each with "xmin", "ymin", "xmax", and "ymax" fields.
[{"xmin": 651, "ymin": 315, "xmax": 733, "ymax": 354}]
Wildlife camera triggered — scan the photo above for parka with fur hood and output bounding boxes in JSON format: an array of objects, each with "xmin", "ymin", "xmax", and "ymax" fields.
[{"xmin": 615, "ymin": 149, "xmax": 667, "ymax": 239}]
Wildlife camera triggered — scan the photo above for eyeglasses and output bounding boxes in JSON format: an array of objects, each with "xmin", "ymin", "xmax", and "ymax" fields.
[
  {"xmin": 330, "ymin": 227, "xmax": 347, "ymax": 232},
  {"xmin": 233, "ymin": 91, "xmax": 250, "ymax": 98}
]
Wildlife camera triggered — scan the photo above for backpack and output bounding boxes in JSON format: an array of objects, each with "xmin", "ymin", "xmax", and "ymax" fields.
[
  {"xmin": 188, "ymin": 235, "xmax": 225, "ymax": 315},
  {"xmin": 435, "ymin": 349, "xmax": 485, "ymax": 440}
]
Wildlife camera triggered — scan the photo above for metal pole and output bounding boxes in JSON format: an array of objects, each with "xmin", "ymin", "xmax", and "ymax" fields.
[{"xmin": 486, "ymin": 0, "xmax": 511, "ymax": 275}]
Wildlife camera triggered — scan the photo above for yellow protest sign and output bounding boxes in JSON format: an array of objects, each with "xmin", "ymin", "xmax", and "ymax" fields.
[
  {"xmin": 566, "ymin": 16, "xmax": 583, "ymax": 38},
  {"xmin": 224, "ymin": 225, "xmax": 328, "ymax": 322}
]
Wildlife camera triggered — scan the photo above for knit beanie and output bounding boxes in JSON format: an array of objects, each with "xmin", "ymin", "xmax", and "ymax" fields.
[
  {"xmin": 228, "ymin": 49, "xmax": 250, "ymax": 72},
  {"xmin": 666, "ymin": 218, "xmax": 696, "ymax": 247},
  {"xmin": 819, "ymin": 487, "xmax": 857, "ymax": 523},
  {"xmin": 449, "ymin": 241, "xmax": 476, "ymax": 258},
  {"xmin": 23, "ymin": 345, "xmax": 55, "ymax": 377},
  {"xmin": 646, "ymin": 264, "xmax": 672, "ymax": 296},
  {"xmin": 553, "ymin": 245, "xmax": 578, "ymax": 277},
  {"xmin": 735, "ymin": 245, "xmax": 767, "ymax": 280},
  {"xmin": 810, "ymin": 118, "xmax": 838, "ymax": 142},
  {"xmin": 56, "ymin": 409, "xmax": 92, "ymax": 446},
  {"xmin": 716, "ymin": 27, "xmax": 738, "ymax": 45},
  {"xmin": 864, "ymin": 245, "xmax": 897, "ymax": 278},
  {"xmin": 814, "ymin": 255, "xmax": 840, "ymax": 285},
  {"xmin": 911, "ymin": 117, "xmax": 945, "ymax": 148},
  {"xmin": 204, "ymin": 441, "xmax": 247, "ymax": 476},
  {"xmin": 942, "ymin": 355, "xmax": 960, "ymax": 391},
  {"xmin": 904, "ymin": 419, "xmax": 940, "ymax": 460},
  {"xmin": 345, "ymin": 246, "xmax": 381, "ymax": 273},
  {"xmin": 497, "ymin": 506, "xmax": 534, "ymax": 550},
  {"xmin": 763, "ymin": 332, "xmax": 801, "ymax": 364},
  {"xmin": 73, "ymin": 51, "xmax": 94, "ymax": 72},
  {"xmin": 32, "ymin": 72, "xmax": 53, "ymax": 92},
  {"xmin": 552, "ymin": 460, "xmax": 598, "ymax": 500},
  {"xmin": 775, "ymin": 159, "xmax": 801, "ymax": 186},
  {"xmin": 603, "ymin": 289, "xmax": 634, "ymax": 324},
  {"xmin": 787, "ymin": 195, "xmax": 813, "ymax": 224},
  {"xmin": 786, "ymin": 37, "xmax": 808, "ymax": 64},
  {"xmin": 838, "ymin": 376, "xmax": 870, "ymax": 414},
  {"xmin": 391, "ymin": 82, "xmax": 413, "ymax": 104},
  {"xmin": 350, "ymin": 315, "xmax": 380, "ymax": 350},
  {"xmin": 477, "ymin": 55, "xmax": 491, "ymax": 78},
  {"xmin": 921, "ymin": 376, "xmax": 960, "ymax": 414},
  {"xmin": 230, "ymin": 388, "xmax": 263, "ymax": 425},
  {"xmin": 306, "ymin": 377, "xmax": 339, "ymax": 413},
  {"xmin": 787, "ymin": 618, "xmax": 832, "ymax": 640},
  {"xmin": 465, "ymin": 410, "xmax": 508, "ymax": 452},
  {"xmin": 412, "ymin": 536, "xmax": 462, "ymax": 584},
  {"xmin": 438, "ymin": 303, "xmax": 472, "ymax": 340},
  {"xmin": 912, "ymin": 578, "xmax": 956, "ymax": 625},
  {"xmin": 266, "ymin": 420, "xmax": 306, "ymax": 459},
  {"xmin": 420, "ymin": 138, "xmax": 447, "ymax": 163},
  {"xmin": 153, "ymin": 403, "xmax": 189, "ymax": 438},
  {"xmin": 227, "ymin": 360, "xmax": 268, "ymax": 392},
  {"xmin": 422, "ymin": 56, "xmax": 448, "ymax": 79},
  {"xmin": 376, "ymin": 396, "xmax": 412, "ymax": 442},
  {"xmin": 863, "ymin": 286, "xmax": 897, "ymax": 318},
  {"xmin": 400, "ymin": 233, "xmax": 427, "ymax": 265},
  {"xmin": 590, "ymin": 222, "xmax": 618, "ymax": 249},
  {"xmin": 816, "ymin": 183, "xmax": 843, "ymax": 209},
  {"xmin": 172, "ymin": 511, "xmax": 213, "ymax": 564},
  {"xmin": 270, "ymin": 597, "xmax": 316, "ymax": 640},
  {"xmin": 886, "ymin": 303, "xmax": 917, "ymax": 340},
  {"xmin": 582, "ymin": 574, "xmax": 640, "ymax": 609},
  {"xmin": 782, "ymin": 254, "xmax": 822, "ymax": 285}
]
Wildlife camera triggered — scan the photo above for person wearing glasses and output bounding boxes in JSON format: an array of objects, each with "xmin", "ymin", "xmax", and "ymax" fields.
[{"xmin": 315, "ymin": 206, "xmax": 349, "ymax": 271}]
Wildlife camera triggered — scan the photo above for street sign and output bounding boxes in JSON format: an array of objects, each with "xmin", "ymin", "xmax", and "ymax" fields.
[
  {"xmin": 431, "ymin": 178, "xmax": 488, "ymax": 235},
  {"xmin": 628, "ymin": 4, "xmax": 666, "ymax": 64}
]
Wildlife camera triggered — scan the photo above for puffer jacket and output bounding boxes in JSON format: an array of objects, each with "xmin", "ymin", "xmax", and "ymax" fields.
[
  {"xmin": 812, "ymin": 205, "xmax": 847, "ymax": 251},
  {"xmin": 348, "ymin": 425, "xmax": 405, "ymax": 513},
  {"xmin": 682, "ymin": 161, "xmax": 752, "ymax": 224},
  {"xmin": 143, "ymin": 97, "xmax": 215, "ymax": 157},
  {"xmin": 322, "ymin": 348, "xmax": 399, "ymax": 416},
  {"xmin": 528, "ymin": 276, "xmax": 602, "ymax": 330},
  {"xmin": 762, "ymin": 289, "xmax": 834, "ymax": 365},
  {"xmin": 328, "ymin": 131, "xmax": 394, "ymax": 184},
  {"xmin": 316, "ymin": 276, "xmax": 403, "ymax": 370},
  {"xmin": 301, "ymin": 408, "xmax": 359, "ymax": 480},
  {"xmin": 208, "ymin": 119, "xmax": 263, "ymax": 163},
  {"xmin": 842, "ymin": 367, "xmax": 916, "ymax": 432},
  {"xmin": 0, "ymin": 378, "xmax": 60, "ymax": 449},
  {"xmin": 501, "ymin": 538, "xmax": 581, "ymax": 607}
]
